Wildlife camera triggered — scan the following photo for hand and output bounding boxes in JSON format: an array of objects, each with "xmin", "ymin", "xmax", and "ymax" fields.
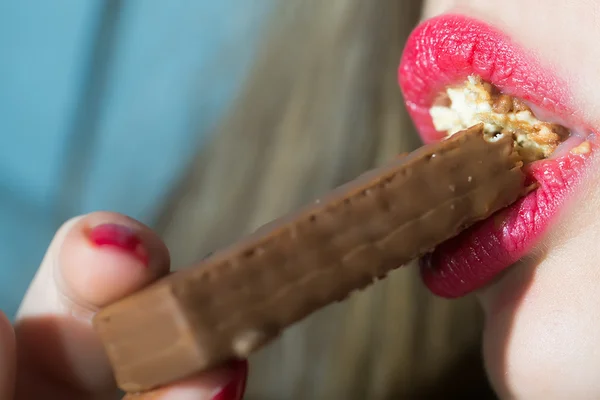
[{"xmin": 1, "ymin": 211, "xmax": 247, "ymax": 400}]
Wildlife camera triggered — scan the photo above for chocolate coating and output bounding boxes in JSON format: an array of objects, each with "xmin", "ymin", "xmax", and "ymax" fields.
[{"xmin": 93, "ymin": 124, "xmax": 526, "ymax": 393}]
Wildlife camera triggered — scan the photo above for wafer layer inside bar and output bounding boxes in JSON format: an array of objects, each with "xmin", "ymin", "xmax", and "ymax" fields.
[{"xmin": 93, "ymin": 125, "xmax": 528, "ymax": 393}]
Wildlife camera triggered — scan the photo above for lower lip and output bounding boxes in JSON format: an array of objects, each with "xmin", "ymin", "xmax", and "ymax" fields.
[{"xmin": 398, "ymin": 14, "xmax": 597, "ymax": 298}]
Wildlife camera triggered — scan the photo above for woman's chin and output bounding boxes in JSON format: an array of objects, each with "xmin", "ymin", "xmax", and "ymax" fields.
[{"xmin": 479, "ymin": 206, "xmax": 600, "ymax": 398}]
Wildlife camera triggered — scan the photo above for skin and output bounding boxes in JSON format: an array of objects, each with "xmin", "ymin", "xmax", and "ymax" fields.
[
  {"xmin": 3, "ymin": 3, "xmax": 600, "ymax": 399},
  {"xmin": 420, "ymin": 1, "xmax": 600, "ymax": 398},
  {"xmin": 0, "ymin": 212, "xmax": 245, "ymax": 399}
]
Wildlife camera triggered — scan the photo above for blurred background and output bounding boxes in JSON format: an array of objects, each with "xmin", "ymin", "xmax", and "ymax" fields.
[{"xmin": 0, "ymin": 0, "xmax": 496, "ymax": 398}]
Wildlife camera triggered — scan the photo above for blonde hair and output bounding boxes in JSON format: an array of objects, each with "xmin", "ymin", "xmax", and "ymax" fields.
[{"xmin": 156, "ymin": 1, "xmax": 493, "ymax": 398}]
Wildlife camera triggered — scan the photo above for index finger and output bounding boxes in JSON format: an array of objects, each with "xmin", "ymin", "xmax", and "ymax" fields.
[{"xmin": 122, "ymin": 360, "xmax": 247, "ymax": 400}]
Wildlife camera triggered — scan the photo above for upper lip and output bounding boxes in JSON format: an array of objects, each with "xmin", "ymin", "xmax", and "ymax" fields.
[{"xmin": 397, "ymin": 13, "xmax": 597, "ymax": 298}]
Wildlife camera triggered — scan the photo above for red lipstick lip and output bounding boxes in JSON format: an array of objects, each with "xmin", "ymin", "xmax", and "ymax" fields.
[{"xmin": 398, "ymin": 13, "xmax": 598, "ymax": 298}]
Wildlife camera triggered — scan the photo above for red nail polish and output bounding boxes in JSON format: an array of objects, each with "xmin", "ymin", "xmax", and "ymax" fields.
[
  {"xmin": 89, "ymin": 223, "xmax": 148, "ymax": 264},
  {"xmin": 212, "ymin": 360, "xmax": 248, "ymax": 400}
]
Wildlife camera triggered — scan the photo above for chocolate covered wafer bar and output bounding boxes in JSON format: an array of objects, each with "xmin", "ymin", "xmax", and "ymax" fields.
[{"xmin": 94, "ymin": 124, "xmax": 528, "ymax": 393}]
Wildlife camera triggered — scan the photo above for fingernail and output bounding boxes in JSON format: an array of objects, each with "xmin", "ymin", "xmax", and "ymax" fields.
[
  {"xmin": 88, "ymin": 223, "xmax": 148, "ymax": 264},
  {"xmin": 212, "ymin": 360, "xmax": 248, "ymax": 400}
]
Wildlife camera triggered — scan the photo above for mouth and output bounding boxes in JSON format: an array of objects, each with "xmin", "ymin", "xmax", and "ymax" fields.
[{"xmin": 398, "ymin": 14, "xmax": 598, "ymax": 298}]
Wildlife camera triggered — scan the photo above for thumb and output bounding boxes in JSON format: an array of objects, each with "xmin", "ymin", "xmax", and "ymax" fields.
[{"xmin": 14, "ymin": 211, "xmax": 171, "ymax": 397}]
